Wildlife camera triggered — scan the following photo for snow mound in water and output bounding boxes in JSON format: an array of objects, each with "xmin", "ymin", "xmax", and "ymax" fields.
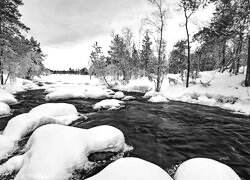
[
  {"xmin": 45, "ymin": 89, "xmax": 85, "ymax": 100},
  {"xmin": 86, "ymin": 157, "xmax": 173, "ymax": 180},
  {"xmin": 174, "ymin": 158, "xmax": 241, "ymax": 180},
  {"xmin": 0, "ymin": 155, "xmax": 24, "ymax": 176},
  {"xmin": 112, "ymin": 91, "xmax": 125, "ymax": 99},
  {"xmin": 0, "ymin": 103, "xmax": 80, "ymax": 160},
  {"xmin": 122, "ymin": 96, "xmax": 135, "ymax": 101},
  {"xmin": 0, "ymin": 102, "xmax": 11, "ymax": 116},
  {"xmin": 149, "ymin": 95, "xmax": 169, "ymax": 103},
  {"xmin": 12, "ymin": 124, "xmax": 130, "ymax": 180},
  {"xmin": 45, "ymin": 85, "xmax": 112, "ymax": 100},
  {"xmin": 0, "ymin": 89, "xmax": 17, "ymax": 104},
  {"xmin": 93, "ymin": 99, "xmax": 125, "ymax": 110}
]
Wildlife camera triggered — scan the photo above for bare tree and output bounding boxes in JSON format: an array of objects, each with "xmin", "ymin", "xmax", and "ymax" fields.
[
  {"xmin": 145, "ymin": 0, "xmax": 169, "ymax": 92},
  {"xmin": 179, "ymin": 0, "xmax": 200, "ymax": 88}
]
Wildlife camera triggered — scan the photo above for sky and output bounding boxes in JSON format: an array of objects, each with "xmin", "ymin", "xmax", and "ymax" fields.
[{"xmin": 20, "ymin": 0, "xmax": 214, "ymax": 70}]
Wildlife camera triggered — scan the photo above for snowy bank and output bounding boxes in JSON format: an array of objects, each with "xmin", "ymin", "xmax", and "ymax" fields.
[
  {"xmin": 93, "ymin": 99, "xmax": 125, "ymax": 110},
  {"xmin": 87, "ymin": 157, "xmax": 173, "ymax": 180},
  {"xmin": 174, "ymin": 158, "xmax": 240, "ymax": 180},
  {"xmin": 9, "ymin": 124, "xmax": 131, "ymax": 180}
]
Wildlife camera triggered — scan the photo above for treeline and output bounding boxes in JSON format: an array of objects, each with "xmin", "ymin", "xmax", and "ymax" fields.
[
  {"xmin": 89, "ymin": 0, "xmax": 250, "ymax": 91},
  {"xmin": 0, "ymin": 0, "xmax": 46, "ymax": 85},
  {"xmin": 51, "ymin": 68, "xmax": 89, "ymax": 75}
]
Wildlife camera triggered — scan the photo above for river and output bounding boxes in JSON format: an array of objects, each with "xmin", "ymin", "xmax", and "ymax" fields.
[{"xmin": 0, "ymin": 89, "xmax": 250, "ymax": 179}]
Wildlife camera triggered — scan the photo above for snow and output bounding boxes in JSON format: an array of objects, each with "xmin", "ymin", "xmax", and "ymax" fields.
[
  {"xmin": 13, "ymin": 124, "xmax": 130, "ymax": 180},
  {"xmin": 86, "ymin": 157, "xmax": 173, "ymax": 180},
  {"xmin": 0, "ymin": 89, "xmax": 17, "ymax": 104},
  {"xmin": 0, "ymin": 103, "xmax": 80, "ymax": 160},
  {"xmin": 149, "ymin": 95, "xmax": 169, "ymax": 103},
  {"xmin": 45, "ymin": 85, "xmax": 112, "ymax": 100},
  {"xmin": 93, "ymin": 99, "xmax": 125, "ymax": 110},
  {"xmin": 112, "ymin": 91, "xmax": 125, "ymax": 99},
  {"xmin": 122, "ymin": 96, "xmax": 135, "ymax": 101},
  {"xmin": 0, "ymin": 102, "xmax": 11, "ymax": 116},
  {"xmin": 174, "ymin": 158, "xmax": 241, "ymax": 180},
  {"xmin": 0, "ymin": 155, "xmax": 24, "ymax": 175},
  {"xmin": 115, "ymin": 77, "xmax": 153, "ymax": 93},
  {"xmin": 117, "ymin": 70, "xmax": 250, "ymax": 115}
]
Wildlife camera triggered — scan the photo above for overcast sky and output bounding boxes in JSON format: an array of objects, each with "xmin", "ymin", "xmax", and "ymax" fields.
[{"xmin": 20, "ymin": 0, "xmax": 213, "ymax": 70}]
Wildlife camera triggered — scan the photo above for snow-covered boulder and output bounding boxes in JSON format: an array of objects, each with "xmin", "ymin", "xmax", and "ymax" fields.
[
  {"xmin": 13, "ymin": 124, "xmax": 130, "ymax": 180},
  {"xmin": 122, "ymin": 96, "xmax": 135, "ymax": 101},
  {"xmin": 144, "ymin": 91, "xmax": 161, "ymax": 99},
  {"xmin": 45, "ymin": 89, "xmax": 85, "ymax": 100},
  {"xmin": 84, "ymin": 86, "xmax": 111, "ymax": 99},
  {"xmin": 0, "ymin": 155, "xmax": 24, "ymax": 176},
  {"xmin": 93, "ymin": 99, "xmax": 125, "ymax": 110},
  {"xmin": 29, "ymin": 103, "xmax": 79, "ymax": 124},
  {"xmin": 0, "ymin": 89, "xmax": 17, "ymax": 104},
  {"xmin": 0, "ymin": 135, "xmax": 15, "ymax": 160},
  {"xmin": 0, "ymin": 102, "xmax": 11, "ymax": 116},
  {"xmin": 149, "ymin": 95, "xmax": 169, "ymax": 103},
  {"xmin": 113, "ymin": 91, "xmax": 125, "ymax": 99},
  {"xmin": 87, "ymin": 157, "xmax": 173, "ymax": 180},
  {"xmin": 174, "ymin": 158, "xmax": 241, "ymax": 180}
]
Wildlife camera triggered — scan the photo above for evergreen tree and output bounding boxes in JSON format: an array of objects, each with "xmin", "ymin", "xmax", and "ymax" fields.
[
  {"xmin": 131, "ymin": 43, "xmax": 140, "ymax": 77},
  {"xmin": 140, "ymin": 32, "xmax": 153, "ymax": 76},
  {"xmin": 108, "ymin": 34, "xmax": 130, "ymax": 80},
  {"xmin": 0, "ymin": 0, "xmax": 30, "ymax": 84}
]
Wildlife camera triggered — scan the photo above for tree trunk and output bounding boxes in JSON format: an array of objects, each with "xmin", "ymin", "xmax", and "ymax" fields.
[
  {"xmin": 156, "ymin": 23, "xmax": 164, "ymax": 92},
  {"xmin": 221, "ymin": 40, "xmax": 226, "ymax": 71},
  {"xmin": 235, "ymin": 35, "xmax": 243, "ymax": 75},
  {"xmin": 245, "ymin": 35, "xmax": 250, "ymax": 87},
  {"xmin": 184, "ymin": 9, "xmax": 190, "ymax": 88}
]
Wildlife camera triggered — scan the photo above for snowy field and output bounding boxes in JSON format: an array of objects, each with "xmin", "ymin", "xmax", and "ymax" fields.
[{"xmin": 0, "ymin": 71, "xmax": 246, "ymax": 179}]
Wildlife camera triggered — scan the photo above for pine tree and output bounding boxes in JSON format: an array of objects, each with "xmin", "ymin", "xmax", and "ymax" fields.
[
  {"xmin": 108, "ymin": 34, "xmax": 130, "ymax": 80},
  {"xmin": 131, "ymin": 43, "xmax": 140, "ymax": 77},
  {"xmin": 0, "ymin": 0, "xmax": 30, "ymax": 84},
  {"xmin": 140, "ymin": 32, "xmax": 153, "ymax": 76}
]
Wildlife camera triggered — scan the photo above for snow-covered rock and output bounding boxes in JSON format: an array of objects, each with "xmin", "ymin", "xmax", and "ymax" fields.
[
  {"xmin": 122, "ymin": 96, "xmax": 135, "ymax": 101},
  {"xmin": 87, "ymin": 157, "xmax": 173, "ymax": 180},
  {"xmin": 0, "ymin": 89, "xmax": 17, "ymax": 104},
  {"xmin": 144, "ymin": 91, "xmax": 162, "ymax": 99},
  {"xmin": 14, "ymin": 124, "xmax": 130, "ymax": 180},
  {"xmin": 84, "ymin": 86, "xmax": 111, "ymax": 99},
  {"xmin": 113, "ymin": 91, "xmax": 125, "ymax": 99},
  {"xmin": 174, "ymin": 158, "xmax": 241, "ymax": 180},
  {"xmin": 45, "ymin": 89, "xmax": 85, "ymax": 100},
  {"xmin": 0, "ymin": 135, "xmax": 15, "ymax": 160},
  {"xmin": 93, "ymin": 99, "xmax": 125, "ymax": 110},
  {"xmin": 0, "ymin": 102, "xmax": 11, "ymax": 116},
  {"xmin": 149, "ymin": 95, "xmax": 169, "ymax": 103},
  {"xmin": 0, "ymin": 103, "xmax": 80, "ymax": 160},
  {"xmin": 0, "ymin": 155, "xmax": 24, "ymax": 175}
]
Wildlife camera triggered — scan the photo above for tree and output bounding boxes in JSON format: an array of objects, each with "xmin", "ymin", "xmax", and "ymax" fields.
[
  {"xmin": 245, "ymin": 35, "xmax": 250, "ymax": 86},
  {"xmin": 89, "ymin": 42, "xmax": 111, "ymax": 86},
  {"xmin": 108, "ymin": 34, "xmax": 130, "ymax": 80},
  {"xmin": 145, "ymin": 0, "xmax": 169, "ymax": 92},
  {"xmin": 179, "ymin": 0, "xmax": 200, "ymax": 87},
  {"xmin": 169, "ymin": 40, "xmax": 187, "ymax": 74},
  {"xmin": 140, "ymin": 31, "xmax": 153, "ymax": 76},
  {"xmin": 0, "ymin": 0, "xmax": 30, "ymax": 84},
  {"xmin": 131, "ymin": 43, "xmax": 140, "ymax": 78}
]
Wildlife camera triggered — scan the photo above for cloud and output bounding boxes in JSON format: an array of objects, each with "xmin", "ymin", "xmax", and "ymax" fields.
[{"xmin": 21, "ymin": 0, "xmax": 150, "ymax": 46}]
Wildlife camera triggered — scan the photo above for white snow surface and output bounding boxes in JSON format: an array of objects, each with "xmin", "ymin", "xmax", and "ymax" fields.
[
  {"xmin": 0, "ymin": 89, "xmax": 17, "ymax": 104},
  {"xmin": 174, "ymin": 158, "xmax": 241, "ymax": 180},
  {"xmin": 93, "ymin": 99, "xmax": 125, "ymax": 110},
  {"xmin": 122, "ymin": 96, "xmax": 135, "ymax": 101},
  {"xmin": 0, "ymin": 103, "xmax": 80, "ymax": 160},
  {"xmin": 112, "ymin": 91, "xmax": 125, "ymax": 99},
  {"xmin": 149, "ymin": 95, "xmax": 169, "ymax": 103},
  {"xmin": 0, "ymin": 102, "xmax": 11, "ymax": 116},
  {"xmin": 117, "ymin": 70, "xmax": 250, "ymax": 115},
  {"xmin": 87, "ymin": 157, "xmax": 173, "ymax": 180},
  {"xmin": 13, "ymin": 124, "xmax": 129, "ymax": 180}
]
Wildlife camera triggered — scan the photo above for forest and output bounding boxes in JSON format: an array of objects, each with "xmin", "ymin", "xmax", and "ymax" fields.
[
  {"xmin": 0, "ymin": 0, "xmax": 46, "ymax": 85},
  {"xmin": 89, "ymin": 0, "xmax": 250, "ymax": 91}
]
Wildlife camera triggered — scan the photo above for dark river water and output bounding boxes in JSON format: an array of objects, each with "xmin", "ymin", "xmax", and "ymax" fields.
[{"xmin": 0, "ymin": 89, "xmax": 250, "ymax": 179}]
